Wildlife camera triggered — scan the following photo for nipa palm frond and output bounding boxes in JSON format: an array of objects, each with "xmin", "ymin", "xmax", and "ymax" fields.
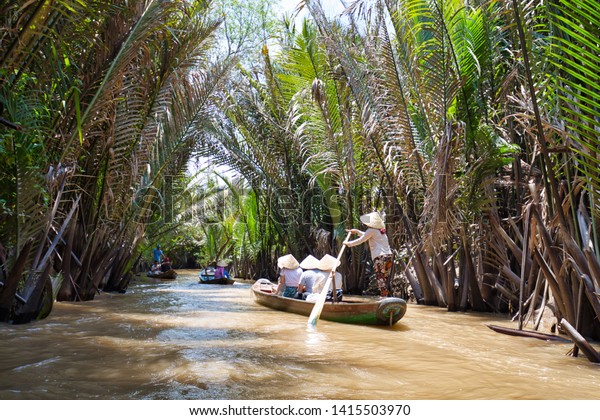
[
  {"xmin": 366, "ymin": 3, "xmax": 429, "ymax": 200},
  {"xmin": 548, "ymin": 0, "xmax": 600, "ymax": 219},
  {"xmin": 60, "ymin": 0, "xmax": 179, "ymax": 159}
]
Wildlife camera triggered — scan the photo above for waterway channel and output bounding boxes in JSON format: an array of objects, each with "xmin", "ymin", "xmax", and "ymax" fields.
[{"xmin": 1, "ymin": 270, "xmax": 599, "ymax": 400}]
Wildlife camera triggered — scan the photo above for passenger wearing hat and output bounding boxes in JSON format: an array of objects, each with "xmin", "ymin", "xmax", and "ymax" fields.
[
  {"xmin": 314, "ymin": 254, "xmax": 343, "ymax": 302},
  {"xmin": 277, "ymin": 254, "xmax": 303, "ymax": 298},
  {"xmin": 296, "ymin": 255, "xmax": 323, "ymax": 300},
  {"xmin": 214, "ymin": 260, "xmax": 228, "ymax": 279},
  {"xmin": 343, "ymin": 211, "xmax": 393, "ymax": 297}
]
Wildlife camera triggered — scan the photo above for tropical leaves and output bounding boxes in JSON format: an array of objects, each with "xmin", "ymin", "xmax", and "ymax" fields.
[
  {"xmin": 549, "ymin": 0, "xmax": 600, "ymax": 218},
  {"xmin": 0, "ymin": 0, "xmax": 230, "ymax": 320},
  {"xmin": 2, "ymin": 0, "xmax": 600, "ymax": 340}
]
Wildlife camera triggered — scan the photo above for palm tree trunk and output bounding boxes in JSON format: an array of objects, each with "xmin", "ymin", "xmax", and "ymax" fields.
[
  {"xmin": 461, "ymin": 225, "xmax": 486, "ymax": 311},
  {"xmin": 0, "ymin": 241, "xmax": 32, "ymax": 321}
]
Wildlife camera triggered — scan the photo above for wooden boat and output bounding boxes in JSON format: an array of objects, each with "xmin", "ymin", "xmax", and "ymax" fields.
[
  {"xmin": 146, "ymin": 269, "xmax": 178, "ymax": 280},
  {"xmin": 251, "ymin": 279, "xmax": 407, "ymax": 326},
  {"xmin": 486, "ymin": 324, "xmax": 570, "ymax": 342},
  {"xmin": 198, "ymin": 267, "xmax": 235, "ymax": 285}
]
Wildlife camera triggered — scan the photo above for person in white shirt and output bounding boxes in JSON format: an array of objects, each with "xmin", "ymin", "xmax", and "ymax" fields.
[
  {"xmin": 343, "ymin": 211, "xmax": 393, "ymax": 297},
  {"xmin": 297, "ymin": 255, "xmax": 322, "ymax": 299},
  {"xmin": 277, "ymin": 254, "xmax": 303, "ymax": 298},
  {"xmin": 311, "ymin": 254, "xmax": 343, "ymax": 302}
]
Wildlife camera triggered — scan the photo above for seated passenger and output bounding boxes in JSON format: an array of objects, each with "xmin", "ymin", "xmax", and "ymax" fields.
[
  {"xmin": 277, "ymin": 254, "xmax": 302, "ymax": 298},
  {"xmin": 161, "ymin": 257, "xmax": 172, "ymax": 272},
  {"xmin": 317, "ymin": 254, "xmax": 343, "ymax": 302},
  {"xmin": 149, "ymin": 262, "xmax": 161, "ymax": 275},
  {"xmin": 214, "ymin": 260, "xmax": 227, "ymax": 279},
  {"xmin": 297, "ymin": 255, "xmax": 323, "ymax": 300}
]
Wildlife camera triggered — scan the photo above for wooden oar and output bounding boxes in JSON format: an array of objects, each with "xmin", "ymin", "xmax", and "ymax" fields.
[{"xmin": 307, "ymin": 231, "xmax": 352, "ymax": 327}]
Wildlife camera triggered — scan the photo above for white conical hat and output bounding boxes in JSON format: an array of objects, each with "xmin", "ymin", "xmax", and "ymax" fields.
[
  {"xmin": 277, "ymin": 254, "xmax": 300, "ymax": 269},
  {"xmin": 360, "ymin": 211, "xmax": 385, "ymax": 229},
  {"xmin": 217, "ymin": 260, "xmax": 228, "ymax": 267},
  {"xmin": 317, "ymin": 254, "xmax": 341, "ymax": 271},
  {"xmin": 300, "ymin": 255, "xmax": 320, "ymax": 270}
]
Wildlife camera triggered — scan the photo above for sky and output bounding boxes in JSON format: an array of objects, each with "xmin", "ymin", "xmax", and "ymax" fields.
[{"xmin": 277, "ymin": 0, "xmax": 346, "ymax": 20}]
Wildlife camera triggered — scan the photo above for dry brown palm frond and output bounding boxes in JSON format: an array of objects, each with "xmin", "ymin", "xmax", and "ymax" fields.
[
  {"xmin": 365, "ymin": 7, "xmax": 428, "ymax": 196},
  {"xmin": 419, "ymin": 123, "xmax": 461, "ymax": 251}
]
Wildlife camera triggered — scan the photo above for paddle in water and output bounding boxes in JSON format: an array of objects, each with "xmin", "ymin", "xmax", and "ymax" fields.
[{"xmin": 307, "ymin": 231, "xmax": 352, "ymax": 328}]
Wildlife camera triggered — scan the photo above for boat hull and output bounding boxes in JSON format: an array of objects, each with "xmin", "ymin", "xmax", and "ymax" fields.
[
  {"xmin": 198, "ymin": 268, "xmax": 235, "ymax": 284},
  {"xmin": 199, "ymin": 276, "xmax": 235, "ymax": 285},
  {"xmin": 147, "ymin": 269, "xmax": 177, "ymax": 280},
  {"xmin": 251, "ymin": 279, "xmax": 406, "ymax": 326}
]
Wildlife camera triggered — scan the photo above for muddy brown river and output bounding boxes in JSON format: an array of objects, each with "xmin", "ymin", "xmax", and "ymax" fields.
[{"xmin": 1, "ymin": 270, "xmax": 599, "ymax": 400}]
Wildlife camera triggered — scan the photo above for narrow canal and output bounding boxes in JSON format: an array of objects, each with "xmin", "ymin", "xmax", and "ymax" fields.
[{"xmin": 1, "ymin": 270, "xmax": 598, "ymax": 400}]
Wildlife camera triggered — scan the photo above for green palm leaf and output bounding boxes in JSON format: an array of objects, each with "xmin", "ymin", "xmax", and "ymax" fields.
[{"xmin": 548, "ymin": 0, "xmax": 600, "ymax": 220}]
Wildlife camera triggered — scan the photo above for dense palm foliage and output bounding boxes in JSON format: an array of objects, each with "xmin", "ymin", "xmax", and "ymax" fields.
[
  {"xmin": 0, "ymin": 0, "xmax": 229, "ymax": 322},
  {"xmin": 295, "ymin": 0, "xmax": 600, "ymax": 337},
  {"xmin": 1, "ymin": 0, "xmax": 599, "ymax": 345},
  {"xmin": 193, "ymin": 0, "xmax": 600, "ymax": 338}
]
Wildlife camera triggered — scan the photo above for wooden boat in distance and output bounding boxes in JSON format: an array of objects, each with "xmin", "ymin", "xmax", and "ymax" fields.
[
  {"xmin": 251, "ymin": 279, "xmax": 407, "ymax": 326},
  {"xmin": 200, "ymin": 277, "xmax": 235, "ymax": 285},
  {"xmin": 146, "ymin": 269, "xmax": 177, "ymax": 280},
  {"xmin": 198, "ymin": 267, "xmax": 235, "ymax": 285}
]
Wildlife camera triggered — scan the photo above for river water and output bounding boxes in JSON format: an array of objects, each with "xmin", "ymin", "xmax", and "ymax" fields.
[{"xmin": 0, "ymin": 270, "xmax": 598, "ymax": 400}]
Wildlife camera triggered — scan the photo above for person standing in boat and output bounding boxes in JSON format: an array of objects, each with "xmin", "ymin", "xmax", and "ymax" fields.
[
  {"xmin": 343, "ymin": 211, "xmax": 393, "ymax": 297},
  {"xmin": 152, "ymin": 244, "xmax": 164, "ymax": 264},
  {"xmin": 277, "ymin": 254, "xmax": 303, "ymax": 298},
  {"xmin": 297, "ymin": 255, "xmax": 322, "ymax": 300}
]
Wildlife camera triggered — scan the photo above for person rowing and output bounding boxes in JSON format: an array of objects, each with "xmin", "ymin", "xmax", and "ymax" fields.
[
  {"xmin": 152, "ymin": 244, "xmax": 164, "ymax": 264},
  {"xmin": 343, "ymin": 211, "xmax": 393, "ymax": 297}
]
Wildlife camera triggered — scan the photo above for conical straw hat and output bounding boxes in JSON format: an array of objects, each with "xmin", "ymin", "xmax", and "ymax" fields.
[
  {"xmin": 277, "ymin": 254, "xmax": 300, "ymax": 269},
  {"xmin": 217, "ymin": 260, "xmax": 228, "ymax": 267},
  {"xmin": 300, "ymin": 255, "xmax": 320, "ymax": 270},
  {"xmin": 317, "ymin": 254, "xmax": 341, "ymax": 272},
  {"xmin": 360, "ymin": 211, "xmax": 385, "ymax": 229}
]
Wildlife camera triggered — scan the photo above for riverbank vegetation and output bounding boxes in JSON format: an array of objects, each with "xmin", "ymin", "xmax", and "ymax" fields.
[{"xmin": 1, "ymin": 0, "xmax": 599, "ymax": 348}]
